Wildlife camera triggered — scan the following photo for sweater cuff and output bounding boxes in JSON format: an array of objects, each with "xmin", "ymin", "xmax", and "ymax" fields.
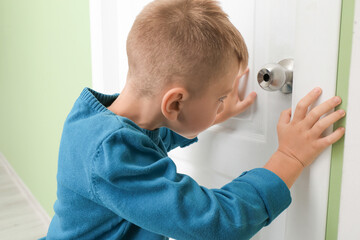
[{"xmin": 237, "ymin": 168, "xmax": 292, "ymax": 225}]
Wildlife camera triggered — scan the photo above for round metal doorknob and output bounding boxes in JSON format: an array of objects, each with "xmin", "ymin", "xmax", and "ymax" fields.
[{"xmin": 257, "ymin": 58, "xmax": 294, "ymax": 94}]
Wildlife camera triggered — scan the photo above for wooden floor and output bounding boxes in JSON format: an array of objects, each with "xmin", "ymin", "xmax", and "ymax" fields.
[{"xmin": 0, "ymin": 154, "xmax": 49, "ymax": 240}]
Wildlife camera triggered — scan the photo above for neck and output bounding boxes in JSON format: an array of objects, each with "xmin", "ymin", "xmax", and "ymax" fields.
[{"xmin": 107, "ymin": 85, "xmax": 165, "ymax": 130}]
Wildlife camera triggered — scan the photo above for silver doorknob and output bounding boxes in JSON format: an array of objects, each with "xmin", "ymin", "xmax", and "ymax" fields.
[{"xmin": 257, "ymin": 58, "xmax": 294, "ymax": 94}]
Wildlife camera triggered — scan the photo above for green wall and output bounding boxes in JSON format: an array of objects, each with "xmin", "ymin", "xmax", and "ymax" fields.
[{"xmin": 0, "ymin": 0, "xmax": 92, "ymax": 215}]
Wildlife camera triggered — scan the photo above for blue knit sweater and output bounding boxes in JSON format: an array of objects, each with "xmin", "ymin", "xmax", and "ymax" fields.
[{"xmin": 43, "ymin": 88, "xmax": 291, "ymax": 240}]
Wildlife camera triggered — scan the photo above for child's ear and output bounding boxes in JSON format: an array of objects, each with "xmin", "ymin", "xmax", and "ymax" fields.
[{"xmin": 161, "ymin": 87, "xmax": 189, "ymax": 121}]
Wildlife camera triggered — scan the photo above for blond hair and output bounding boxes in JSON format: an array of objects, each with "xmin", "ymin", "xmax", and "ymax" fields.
[{"xmin": 126, "ymin": 0, "xmax": 248, "ymax": 97}]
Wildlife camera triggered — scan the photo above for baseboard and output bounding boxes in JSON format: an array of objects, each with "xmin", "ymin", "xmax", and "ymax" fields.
[{"xmin": 0, "ymin": 152, "xmax": 51, "ymax": 225}]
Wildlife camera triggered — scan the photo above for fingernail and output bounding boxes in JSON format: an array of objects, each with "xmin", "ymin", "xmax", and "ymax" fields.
[
  {"xmin": 338, "ymin": 109, "xmax": 345, "ymax": 116},
  {"xmin": 334, "ymin": 96, "xmax": 342, "ymax": 104},
  {"xmin": 314, "ymin": 87, "xmax": 322, "ymax": 94}
]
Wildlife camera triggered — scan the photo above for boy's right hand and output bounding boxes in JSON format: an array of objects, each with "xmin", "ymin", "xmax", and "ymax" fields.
[
  {"xmin": 265, "ymin": 87, "xmax": 346, "ymax": 188},
  {"xmin": 276, "ymin": 87, "xmax": 346, "ymax": 168}
]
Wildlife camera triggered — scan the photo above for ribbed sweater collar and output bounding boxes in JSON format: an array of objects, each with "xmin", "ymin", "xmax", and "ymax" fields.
[
  {"xmin": 79, "ymin": 87, "xmax": 161, "ymax": 143},
  {"xmin": 80, "ymin": 87, "xmax": 118, "ymax": 112}
]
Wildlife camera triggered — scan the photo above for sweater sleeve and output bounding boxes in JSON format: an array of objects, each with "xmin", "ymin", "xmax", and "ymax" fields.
[
  {"xmin": 159, "ymin": 127, "xmax": 198, "ymax": 152},
  {"xmin": 91, "ymin": 129, "xmax": 291, "ymax": 240}
]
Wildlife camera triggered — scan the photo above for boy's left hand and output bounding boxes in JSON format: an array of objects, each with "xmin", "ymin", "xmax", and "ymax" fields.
[{"xmin": 214, "ymin": 68, "xmax": 257, "ymax": 124}]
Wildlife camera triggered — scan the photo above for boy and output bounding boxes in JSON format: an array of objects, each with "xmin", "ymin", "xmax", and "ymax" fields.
[{"xmin": 44, "ymin": 0, "xmax": 346, "ymax": 239}]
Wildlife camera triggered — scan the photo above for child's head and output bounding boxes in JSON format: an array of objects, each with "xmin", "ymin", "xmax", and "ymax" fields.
[
  {"xmin": 126, "ymin": 0, "xmax": 248, "ymax": 98},
  {"xmin": 115, "ymin": 0, "xmax": 250, "ymax": 138}
]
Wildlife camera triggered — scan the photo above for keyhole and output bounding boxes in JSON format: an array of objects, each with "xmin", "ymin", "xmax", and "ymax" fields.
[{"xmin": 263, "ymin": 73, "xmax": 270, "ymax": 82}]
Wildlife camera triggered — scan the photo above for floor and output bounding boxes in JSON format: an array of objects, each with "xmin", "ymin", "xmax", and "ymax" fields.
[{"xmin": 0, "ymin": 154, "xmax": 49, "ymax": 240}]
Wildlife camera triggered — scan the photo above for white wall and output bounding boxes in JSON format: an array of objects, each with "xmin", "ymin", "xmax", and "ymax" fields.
[
  {"xmin": 90, "ymin": 0, "xmax": 153, "ymax": 94},
  {"xmin": 337, "ymin": 0, "xmax": 360, "ymax": 239}
]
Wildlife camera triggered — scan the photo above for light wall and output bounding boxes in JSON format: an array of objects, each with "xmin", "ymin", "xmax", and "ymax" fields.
[{"xmin": 0, "ymin": 0, "xmax": 92, "ymax": 215}]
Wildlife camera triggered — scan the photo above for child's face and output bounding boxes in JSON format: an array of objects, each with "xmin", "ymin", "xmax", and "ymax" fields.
[{"xmin": 178, "ymin": 60, "xmax": 240, "ymax": 139}]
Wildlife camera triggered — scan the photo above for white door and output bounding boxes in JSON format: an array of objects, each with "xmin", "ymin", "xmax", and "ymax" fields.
[{"xmin": 90, "ymin": 0, "xmax": 342, "ymax": 239}]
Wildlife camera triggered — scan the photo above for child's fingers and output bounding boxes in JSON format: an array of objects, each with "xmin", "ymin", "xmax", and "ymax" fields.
[
  {"xmin": 311, "ymin": 109, "xmax": 346, "ymax": 137},
  {"xmin": 317, "ymin": 127, "xmax": 345, "ymax": 149},
  {"xmin": 235, "ymin": 91, "xmax": 256, "ymax": 112},
  {"xmin": 238, "ymin": 67, "xmax": 249, "ymax": 79},
  {"xmin": 293, "ymin": 87, "xmax": 322, "ymax": 122},
  {"xmin": 235, "ymin": 67, "xmax": 249, "ymax": 82},
  {"xmin": 233, "ymin": 77, "xmax": 241, "ymax": 95},
  {"xmin": 304, "ymin": 96, "xmax": 342, "ymax": 128},
  {"xmin": 278, "ymin": 108, "xmax": 292, "ymax": 125}
]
